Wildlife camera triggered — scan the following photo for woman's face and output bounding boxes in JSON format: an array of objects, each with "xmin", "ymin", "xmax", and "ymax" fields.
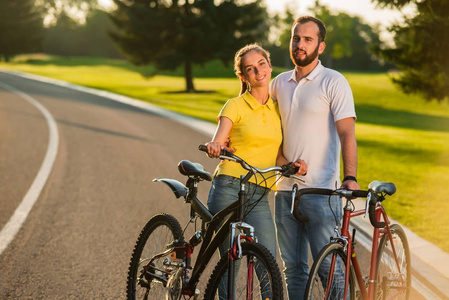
[{"xmin": 240, "ymin": 50, "xmax": 272, "ymax": 89}]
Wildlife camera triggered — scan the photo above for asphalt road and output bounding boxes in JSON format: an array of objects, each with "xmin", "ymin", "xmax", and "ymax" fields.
[
  {"xmin": 0, "ymin": 72, "xmax": 436, "ymax": 299},
  {"xmin": 0, "ymin": 72, "xmax": 218, "ymax": 298}
]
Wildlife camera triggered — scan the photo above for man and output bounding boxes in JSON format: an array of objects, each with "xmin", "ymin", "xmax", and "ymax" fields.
[{"xmin": 271, "ymin": 16, "xmax": 360, "ymax": 299}]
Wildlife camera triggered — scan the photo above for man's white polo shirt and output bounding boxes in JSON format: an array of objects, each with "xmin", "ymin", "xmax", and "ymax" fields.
[{"xmin": 270, "ymin": 61, "xmax": 356, "ymax": 190}]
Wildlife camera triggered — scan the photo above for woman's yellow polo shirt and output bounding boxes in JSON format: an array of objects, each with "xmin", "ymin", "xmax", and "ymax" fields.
[{"xmin": 214, "ymin": 91, "xmax": 282, "ymax": 188}]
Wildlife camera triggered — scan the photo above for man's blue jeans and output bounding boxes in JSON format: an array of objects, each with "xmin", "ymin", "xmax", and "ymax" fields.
[{"xmin": 275, "ymin": 191, "xmax": 342, "ymax": 300}]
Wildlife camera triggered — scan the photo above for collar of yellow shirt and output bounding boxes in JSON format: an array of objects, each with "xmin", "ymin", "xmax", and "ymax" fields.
[{"xmin": 241, "ymin": 90, "xmax": 276, "ymax": 110}]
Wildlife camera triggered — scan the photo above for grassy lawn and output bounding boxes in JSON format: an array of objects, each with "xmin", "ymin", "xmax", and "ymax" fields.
[{"xmin": 2, "ymin": 55, "xmax": 449, "ymax": 252}]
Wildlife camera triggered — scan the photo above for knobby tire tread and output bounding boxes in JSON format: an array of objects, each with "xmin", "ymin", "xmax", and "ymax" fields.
[
  {"xmin": 203, "ymin": 241, "xmax": 283, "ymax": 300},
  {"xmin": 126, "ymin": 213, "xmax": 184, "ymax": 300}
]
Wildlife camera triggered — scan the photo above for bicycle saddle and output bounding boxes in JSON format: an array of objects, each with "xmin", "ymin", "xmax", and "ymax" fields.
[
  {"xmin": 178, "ymin": 160, "xmax": 212, "ymax": 181},
  {"xmin": 368, "ymin": 180, "xmax": 396, "ymax": 195}
]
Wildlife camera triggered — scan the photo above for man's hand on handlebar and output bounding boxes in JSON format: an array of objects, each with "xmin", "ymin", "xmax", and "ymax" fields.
[
  {"xmin": 291, "ymin": 159, "xmax": 308, "ymax": 176},
  {"xmin": 340, "ymin": 178, "xmax": 360, "ymax": 191}
]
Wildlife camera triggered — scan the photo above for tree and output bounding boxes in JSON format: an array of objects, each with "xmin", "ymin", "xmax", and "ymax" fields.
[
  {"xmin": 42, "ymin": 8, "xmax": 122, "ymax": 58},
  {"xmin": 0, "ymin": 0, "xmax": 44, "ymax": 62},
  {"xmin": 267, "ymin": 1, "xmax": 385, "ymax": 71},
  {"xmin": 109, "ymin": 0, "xmax": 269, "ymax": 92},
  {"xmin": 265, "ymin": 5, "xmax": 295, "ymax": 68},
  {"xmin": 373, "ymin": 0, "xmax": 449, "ymax": 102},
  {"xmin": 35, "ymin": 0, "xmax": 99, "ymax": 25},
  {"xmin": 311, "ymin": 1, "xmax": 384, "ymax": 71}
]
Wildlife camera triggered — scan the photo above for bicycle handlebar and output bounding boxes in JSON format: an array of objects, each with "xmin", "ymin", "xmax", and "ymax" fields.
[
  {"xmin": 198, "ymin": 144, "xmax": 304, "ymax": 182},
  {"xmin": 292, "ymin": 187, "xmax": 388, "ymax": 228}
]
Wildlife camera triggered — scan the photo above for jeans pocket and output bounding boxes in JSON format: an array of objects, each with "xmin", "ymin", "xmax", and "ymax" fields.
[{"xmin": 213, "ymin": 175, "xmax": 238, "ymax": 188}]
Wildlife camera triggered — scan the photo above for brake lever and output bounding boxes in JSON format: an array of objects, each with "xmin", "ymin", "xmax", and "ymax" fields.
[
  {"xmin": 364, "ymin": 192, "xmax": 372, "ymax": 218},
  {"xmin": 291, "ymin": 184, "xmax": 298, "ymax": 214},
  {"xmin": 290, "ymin": 175, "xmax": 305, "ymax": 183},
  {"xmin": 219, "ymin": 155, "xmax": 237, "ymax": 162}
]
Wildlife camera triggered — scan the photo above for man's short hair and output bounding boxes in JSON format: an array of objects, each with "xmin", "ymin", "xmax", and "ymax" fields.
[{"xmin": 294, "ymin": 16, "xmax": 326, "ymax": 43}]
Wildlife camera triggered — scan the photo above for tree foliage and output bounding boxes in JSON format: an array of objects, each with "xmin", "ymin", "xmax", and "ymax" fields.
[
  {"xmin": 265, "ymin": 6, "xmax": 295, "ymax": 68},
  {"xmin": 268, "ymin": 1, "xmax": 385, "ymax": 71},
  {"xmin": 311, "ymin": 1, "xmax": 384, "ymax": 71},
  {"xmin": 35, "ymin": 0, "xmax": 99, "ymax": 25},
  {"xmin": 373, "ymin": 0, "xmax": 449, "ymax": 102},
  {"xmin": 42, "ymin": 9, "xmax": 122, "ymax": 58},
  {"xmin": 109, "ymin": 0, "xmax": 269, "ymax": 92},
  {"xmin": 0, "ymin": 0, "xmax": 44, "ymax": 62}
]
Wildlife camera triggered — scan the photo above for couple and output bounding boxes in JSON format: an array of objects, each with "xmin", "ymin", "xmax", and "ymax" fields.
[{"xmin": 205, "ymin": 16, "xmax": 360, "ymax": 300}]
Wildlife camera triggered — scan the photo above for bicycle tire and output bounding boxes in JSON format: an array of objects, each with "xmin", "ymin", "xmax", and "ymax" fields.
[
  {"xmin": 203, "ymin": 241, "xmax": 283, "ymax": 300},
  {"xmin": 126, "ymin": 213, "xmax": 184, "ymax": 300},
  {"xmin": 375, "ymin": 224, "xmax": 411, "ymax": 300},
  {"xmin": 304, "ymin": 242, "xmax": 356, "ymax": 300}
]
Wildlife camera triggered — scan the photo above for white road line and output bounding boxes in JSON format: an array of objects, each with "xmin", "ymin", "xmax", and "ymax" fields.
[{"xmin": 0, "ymin": 81, "xmax": 59, "ymax": 255}]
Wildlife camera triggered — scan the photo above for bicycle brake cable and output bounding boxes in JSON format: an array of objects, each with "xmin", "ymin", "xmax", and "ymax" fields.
[
  {"xmin": 328, "ymin": 192, "xmax": 340, "ymax": 236},
  {"xmin": 243, "ymin": 171, "xmax": 272, "ymax": 218}
]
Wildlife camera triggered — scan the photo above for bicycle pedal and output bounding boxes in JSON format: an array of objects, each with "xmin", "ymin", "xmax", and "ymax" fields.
[{"xmin": 192, "ymin": 289, "xmax": 200, "ymax": 300}]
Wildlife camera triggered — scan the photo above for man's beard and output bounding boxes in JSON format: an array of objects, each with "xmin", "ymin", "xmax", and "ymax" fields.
[{"xmin": 290, "ymin": 44, "xmax": 319, "ymax": 67}]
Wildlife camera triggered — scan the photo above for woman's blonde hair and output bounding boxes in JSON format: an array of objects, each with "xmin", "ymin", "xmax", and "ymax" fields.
[{"xmin": 234, "ymin": 43, "xmax": 271, "ymax": 95}]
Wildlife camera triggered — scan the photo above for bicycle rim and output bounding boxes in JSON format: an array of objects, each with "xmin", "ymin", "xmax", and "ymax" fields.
[
  {"xmin": 375, "ymin": 224, "xmax": 411, "ymax": 300},
  {"xmin": 305, "ymin": 242, "xmax": 355, "ymax": 300}
]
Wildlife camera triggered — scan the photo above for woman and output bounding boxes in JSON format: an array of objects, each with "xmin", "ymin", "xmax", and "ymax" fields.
[{"xmin": 205, "ymin": 44, "xmax": 307, "ymax": 259}]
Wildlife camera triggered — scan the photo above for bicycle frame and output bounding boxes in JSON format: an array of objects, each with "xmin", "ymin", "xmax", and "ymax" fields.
[
  {"xmin": 338, "ymin": 198, "xmax": 404, "ymax": 300},
  {"xmin": 150, "ymin": 170, "xmax": 262, "ymax": 299},
  {"xmin": 145, "ymin": 146, "xmax": 301, "ymax": 299}
]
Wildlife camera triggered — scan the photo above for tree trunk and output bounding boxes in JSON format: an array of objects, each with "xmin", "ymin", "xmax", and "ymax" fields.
[{"xmin": 184, "ymin": 58, "xmax": 195, "ymax": 93}]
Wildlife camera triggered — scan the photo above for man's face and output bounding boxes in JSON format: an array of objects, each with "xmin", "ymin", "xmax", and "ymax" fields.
[{"xmin": 289, "ymin": 21, "xmax": 325, "ymax": 67}]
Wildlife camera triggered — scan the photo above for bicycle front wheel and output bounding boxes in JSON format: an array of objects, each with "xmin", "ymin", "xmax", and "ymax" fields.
[
  {"xmin": 375, "ymin": 224, "xmax": 411, "ymax": 300},
  {"xmin": 126, "ymin": 213, "xmax": 184, "ymax": 300},
  {"xmin": 203, "ymin": 241, "xmax": 283, "ymax": 300},
  {"xmin": 304, "ymin": 242, "xmax": 356, "ymax": 300}
]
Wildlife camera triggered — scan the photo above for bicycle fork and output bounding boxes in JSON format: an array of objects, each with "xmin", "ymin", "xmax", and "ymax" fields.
[{"xmin": 227, "ymin": 221, "xmax": 256, "ymax": 300}]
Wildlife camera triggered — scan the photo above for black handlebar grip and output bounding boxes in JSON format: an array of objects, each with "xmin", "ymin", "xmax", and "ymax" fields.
[
  {"xmin": 292, "ymin": 188, "xmax": 334, "ymax": 223},
  {"xmin": 293, "ymin": 209, "xmax": 310, "ymax": 223},
  {"xmin": 368, "ymin": 202, "xmax": 386, "ymax": 228},
  {"xmin": 351, "ymin": 190, "xmax": 369, "ymax": 198},
  {"xmin": 198, "ymin": 144, "xmax": 233, "ymax": 157},
  {"xmin": 292, "ymin": 185, "xmax": 309, "ymax": 222},
  {"xmin": 281, "ymin": 163, "xmax": 299, "ymax": 177}
]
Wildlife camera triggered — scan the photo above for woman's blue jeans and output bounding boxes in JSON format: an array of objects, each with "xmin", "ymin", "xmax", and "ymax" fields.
[
  {"xmin": 275, "ymin": 191, "xmax": 342, "ymax": 300},
  {"xmin": 207, "ymin": 175, "xmax": 277, "ymax": 299},
  {"xmin": 207, "ymin": 175, "xmax": 277, "ymax": 257}
]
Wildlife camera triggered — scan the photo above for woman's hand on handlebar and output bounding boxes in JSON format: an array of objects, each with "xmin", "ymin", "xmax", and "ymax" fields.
[
  {"xmin": 205, "ymin": 142, "xmax": 235, "ymax": 158},
  {"xmin": 205, "ymin": 141, "xmax": 221, "ymax": 158}
]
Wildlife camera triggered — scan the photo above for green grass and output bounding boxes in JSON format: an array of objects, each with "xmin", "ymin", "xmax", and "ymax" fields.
[{"xmin": 2, "ymin": 55, "xmax": 449, "ymax": 252}]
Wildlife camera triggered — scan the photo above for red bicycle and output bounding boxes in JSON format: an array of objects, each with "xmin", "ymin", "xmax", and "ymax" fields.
[{"xmin": 293, "ymin": 181, "xmax": 411, "ymax": 299}]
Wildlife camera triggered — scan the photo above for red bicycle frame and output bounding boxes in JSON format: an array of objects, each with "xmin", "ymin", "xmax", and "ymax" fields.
[{"xmin": 339, "ymin": 201, "xmax": 402, "ymax": 300}]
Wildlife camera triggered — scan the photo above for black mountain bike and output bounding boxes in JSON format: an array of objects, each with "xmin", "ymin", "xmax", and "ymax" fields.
[{"xmin": 126, "ymin": 145, "xmax": 304, "ymax": 300}]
